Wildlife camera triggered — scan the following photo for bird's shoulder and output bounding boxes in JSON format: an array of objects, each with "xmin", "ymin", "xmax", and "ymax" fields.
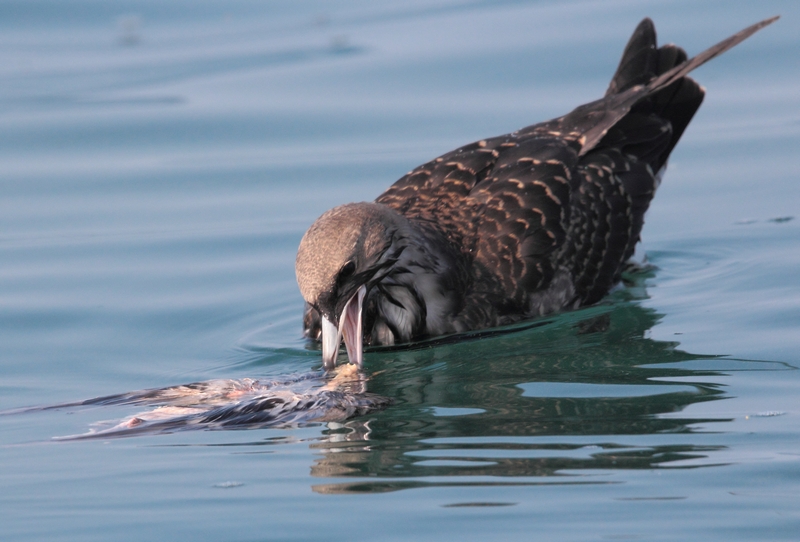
[
  {"xmin": 376, "ymin": 114, "xmax": 664, "ymax": 310},
  {"xmin": 376, "ymin": 122, "xmax": 582, "ymax": 247}
]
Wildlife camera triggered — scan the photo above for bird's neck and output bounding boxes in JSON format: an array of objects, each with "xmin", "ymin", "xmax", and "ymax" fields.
[{"xmin": 365, "ymin": 217, "xmax": 467, "ymax": 345}]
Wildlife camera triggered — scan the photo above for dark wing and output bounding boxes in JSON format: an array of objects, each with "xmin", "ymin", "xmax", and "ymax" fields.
[
  {"xmin": 378, "ymin": 17, "xmax": 777, "ymax": 318},
  {"xmin": 467, "ymin": 131, "xmax": 580, "ymax": 307},
  {"xmin": 377, "ymin": 130, "xmax": 581, "ymax": 309},
  {"xmin": 559, "ymin": 147, "xmax": 657, "ymax": 306},
  {"xmin": 550, "ymin": 18, "xmax": 701, "ymax": 305},
  {"xmin": 376, "ymin": 138, "xmax": 501, "ymax": 251},
  {"xmin": 552, "ymin": 16, "xmax": 780, "ymax": 303}
]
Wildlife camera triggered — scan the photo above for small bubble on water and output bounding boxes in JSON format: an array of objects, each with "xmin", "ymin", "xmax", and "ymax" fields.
[
  {"xmin": 213, "ymin": 481, "xmax": 244, "ymax": 489},
  {"xmin": 745, "ymin": 411, "xmax": 786, "ymax": 419}
]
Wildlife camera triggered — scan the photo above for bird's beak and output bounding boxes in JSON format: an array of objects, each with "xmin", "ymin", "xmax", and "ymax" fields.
[{"xmin": 320, "ymin": 285, "xmax": 367, "ymax": 371}]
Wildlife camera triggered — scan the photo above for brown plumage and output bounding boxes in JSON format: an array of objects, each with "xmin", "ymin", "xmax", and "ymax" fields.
[{"xmin": 295, "ymin": 17, "xmax": 778, "ymax": 370}]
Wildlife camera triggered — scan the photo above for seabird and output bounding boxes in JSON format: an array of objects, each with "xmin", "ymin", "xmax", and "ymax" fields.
[{"xmin": 295, "ymin": 17, "xmax": 778, "ymax": 370}]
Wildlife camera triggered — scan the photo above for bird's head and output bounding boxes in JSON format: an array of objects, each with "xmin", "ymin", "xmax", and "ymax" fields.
[{"xmin": 295, "ymin": 202, "xmax": 409, "ymax": 370}]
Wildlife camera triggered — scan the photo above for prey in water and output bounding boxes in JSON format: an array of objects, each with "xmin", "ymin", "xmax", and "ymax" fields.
[{"xmin": 3, "ymin": 365, "xmax": 389, "ymax": 440}]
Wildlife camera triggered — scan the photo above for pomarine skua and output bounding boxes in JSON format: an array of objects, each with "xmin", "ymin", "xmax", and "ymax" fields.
[{"xmin": 295, "ymin": 16, "xmax": 778, "ymax": 370}]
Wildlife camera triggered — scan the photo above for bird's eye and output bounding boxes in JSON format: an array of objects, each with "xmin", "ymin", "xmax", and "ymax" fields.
[{"xmin": 339, "ymin": 260, "xmax": 356, "ymax": 279}]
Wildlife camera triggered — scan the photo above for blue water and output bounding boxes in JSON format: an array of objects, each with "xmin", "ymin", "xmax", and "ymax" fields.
[{"xmin": 2, "ymin": 0, "xmax": 799, "ymax": 540}]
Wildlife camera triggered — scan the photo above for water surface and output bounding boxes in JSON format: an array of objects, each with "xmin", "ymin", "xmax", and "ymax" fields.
[{"xmin": 1, "ymin": 1, "xmax": 799, "ymax": 540}]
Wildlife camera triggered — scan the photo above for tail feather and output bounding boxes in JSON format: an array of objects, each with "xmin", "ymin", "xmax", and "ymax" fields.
[
  {"xmin": 567, "ymin": 16, "xmax": 779, "ymax": 158},
  {"xmin": 601, "ymin": 23, "xmax": 703, "ymax": 173},
  {"xmin": 624, "ymin": 41, "xmax": 704, "ymax": 171},
  {"xmin": 646, "ymin": 58, "xmax": 704, "ymax": 166},
  {"xmin": 596, "ymin": 33, "xmax": 704, "ymax": 173},
  {"xmin": 605, "ymin": 18, "xmax": 658, "ymax": 97}
]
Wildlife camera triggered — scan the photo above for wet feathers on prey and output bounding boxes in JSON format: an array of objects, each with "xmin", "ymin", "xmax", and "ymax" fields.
[{"xmin": 295, "ymin": 16, "xmax": 778, "ymax": 370}]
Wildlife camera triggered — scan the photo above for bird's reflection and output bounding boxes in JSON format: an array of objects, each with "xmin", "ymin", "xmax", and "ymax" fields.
[
  {"xmin": 9, "ymin": 270, "xmax": 740, "ymax": 487},
  {"xmin": 307, "ymin": 276, "xmax": 735, "ymax": 494}
]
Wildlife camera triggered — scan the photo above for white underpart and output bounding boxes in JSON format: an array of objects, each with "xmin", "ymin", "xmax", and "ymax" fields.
[
  {"xmin": 653, "ymin": 163, "xmax": 666, "ymax": 192},
  {"xmin": 628, "ymin": 239, "xmax": 648, "ymax": 267}
]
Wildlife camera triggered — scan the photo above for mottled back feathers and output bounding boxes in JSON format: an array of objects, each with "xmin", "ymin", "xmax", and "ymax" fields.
[{"xmin": 298, "ymin": 17, "xmax": 778, "ymax": 351}]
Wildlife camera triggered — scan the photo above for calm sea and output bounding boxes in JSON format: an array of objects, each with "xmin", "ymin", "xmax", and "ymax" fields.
[{"xmin": 1, "ymin": 1, "xmax": 798, "ymax": 540}]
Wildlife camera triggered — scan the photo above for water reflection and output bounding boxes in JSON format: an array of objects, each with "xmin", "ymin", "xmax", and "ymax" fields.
[
  {"xmin": 7, "ymin": 273, "xmax": 740, "ymax": 484},
  {"xmin": 308, "ymin": 280, "xmax": 735, "ymax": 493}
]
